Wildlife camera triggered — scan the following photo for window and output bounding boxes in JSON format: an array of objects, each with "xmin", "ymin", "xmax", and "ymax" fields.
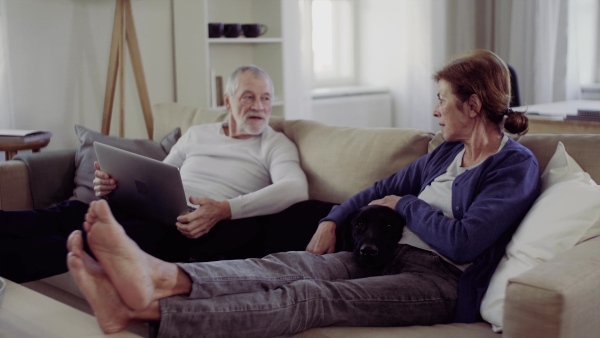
[
  {"xmin": 574, "ymin": 0, "xmax": 600, "ymax": 85},
  {"xmin": 311, "ymin": 0, "xmax": 356, "ymax": 87}
]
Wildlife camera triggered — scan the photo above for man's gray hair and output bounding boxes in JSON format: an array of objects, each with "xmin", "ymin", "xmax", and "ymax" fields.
[{"xmin": 225, "ymin": 65, "xmax": 274, "ymax": 98}]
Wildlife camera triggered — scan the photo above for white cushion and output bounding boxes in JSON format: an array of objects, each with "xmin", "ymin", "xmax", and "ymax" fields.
[{"xmin": 480, "ymin": 141, "xmax": 600, "ymax": 332}]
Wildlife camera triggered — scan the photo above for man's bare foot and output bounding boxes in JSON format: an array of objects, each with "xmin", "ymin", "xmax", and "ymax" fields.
[
  {"xmin": 82, "ymin": 200, "xmax": 189, "ymax": 310},
  {"xmin": 66, "ymin": 230, "xmax": 131, "ymax": 333},
  {"xmin": 83, "ymin": 200, "xmax": 156, "ymax": 310}
]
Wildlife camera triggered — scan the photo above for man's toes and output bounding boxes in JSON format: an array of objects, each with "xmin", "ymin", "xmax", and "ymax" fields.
[
  {"xmin": 67, "ymin": 230, "xmax": 83, "ymax": 253},
  {"xmin": 67, "ymin": 252, "xmax": 84, "ymax": 271},
  {"xmin": 95, "ymin": 199, "xmax": 114, "ymax": 221}
]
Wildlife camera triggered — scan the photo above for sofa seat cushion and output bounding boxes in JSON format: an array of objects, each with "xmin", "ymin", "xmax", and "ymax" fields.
[
  {"xmin": 282, "ymin": 120, "xmax": 433, "ymax": 204},
  {"xmin": 293, "ymin": 322, "xmax": 496, "ymax": 338}
]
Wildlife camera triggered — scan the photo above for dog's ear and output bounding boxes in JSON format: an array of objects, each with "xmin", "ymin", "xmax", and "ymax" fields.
[
  {"xmin": 381, "ymin": 207, "xmax": 406, "ymax": 227},
  {"xmin": 394, "ymin": 213, "xmax": 407, "ymax": 227},
  {"xmin": 384, "ymin": 211, "xmax": 405, "ymax": 243},
  {"xmin": 335, "ymin": 209, "xmax": 360, "ymax": 252}
]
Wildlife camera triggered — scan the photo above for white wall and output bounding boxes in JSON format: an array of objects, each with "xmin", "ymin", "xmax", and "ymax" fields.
[{"xmin": 3, "ymin": 0, "xmax": 174, "ymax": 151}]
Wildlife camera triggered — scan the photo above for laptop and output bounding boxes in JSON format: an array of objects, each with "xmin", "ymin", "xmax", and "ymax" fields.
[{"xmin": 93, "ymin": 142, "xmax": 195, "ymax": 226}]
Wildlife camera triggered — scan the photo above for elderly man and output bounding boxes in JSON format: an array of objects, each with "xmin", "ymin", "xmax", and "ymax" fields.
[
  {"xmin": 0, "ymin": 65, "xmax": 310, "ymax": 282},
  {"xmin": 93, "ymin": 64, "xmax": 310, "ymax": 262}
]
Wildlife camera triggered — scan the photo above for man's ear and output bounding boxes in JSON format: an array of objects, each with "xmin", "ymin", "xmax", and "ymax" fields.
[
  {"xmin": 224, "ymin": 94, "xmax": 231, "ymax": 111},
  {"xmin": 467, "ymin": 94, "xmax": 482, "ymax": 117}
]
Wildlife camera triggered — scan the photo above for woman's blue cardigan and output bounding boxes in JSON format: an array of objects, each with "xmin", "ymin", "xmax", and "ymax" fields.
[{"xmin": 323, "ymin": 138, "xmax": 540, "ymax": 322}]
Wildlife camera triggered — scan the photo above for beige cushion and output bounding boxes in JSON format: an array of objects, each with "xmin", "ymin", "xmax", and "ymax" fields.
[
  {"xmin": 518, "ymin": 133, "xmax": 600, "ymax": 183},
  {"xmin": 153, "ymin": 102, "xmax": 227, "ymax": 141},
  {"xmin": 431, "ymin": 133, "xmax": 600, "ymax": 184},
  {"xmin": 428, "ymin": 131, "xmax": 445, "ymax": 153},
  {"xmin": 152, "ymin": 102, "xmax": 285, "ymax": 141},
  {"xmin": 282, "ymin": 119, "xmax": 433, "ymax": 203}
]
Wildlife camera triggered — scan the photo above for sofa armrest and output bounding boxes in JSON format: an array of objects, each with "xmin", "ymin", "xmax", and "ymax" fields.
[
  {"xmin": 0, "ymin": 160, "xmax": 34, "ymax": 210},
  {"xmin": 503, "ymin": 235, "xmax": 600, "ymax": 338},
  {"xmin": 12, "ymin": 149, "xmax": 77, "ymax": 209}
]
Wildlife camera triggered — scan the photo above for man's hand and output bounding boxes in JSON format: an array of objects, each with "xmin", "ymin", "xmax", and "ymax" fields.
[
  {"xmin": 176, "ymin": 197, "xmax": 232, "ymax": 239},
  {"xmin": 306, "ymin": 221, "xmax": 337, "ymax": 254},
  {"xmin": 93, "ymin": 161, "xmax": 116, "ymax": 198},
  {"xmin": 368, "ymin": 195, "xmax": 402, "ymax": 210}
]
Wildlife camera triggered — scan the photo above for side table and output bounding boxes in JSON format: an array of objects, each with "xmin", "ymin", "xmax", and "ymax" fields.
[{"xmin": 0, "ymin": 132, "xmax": 52, "ymax": 161}]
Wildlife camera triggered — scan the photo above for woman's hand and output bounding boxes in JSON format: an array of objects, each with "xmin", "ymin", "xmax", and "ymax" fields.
[
  {"xmin": 368, "ymin": 195, "xmax": 402, "ymax": 210},
  {"xmin": 175, "ymin": 197, "xmax": 232, "ymax": 239},
  {"xmin": 92, "ymin": 161, "xmax": 117, "ymax": 197},
  {"xmin": 306, "ymin": 221, "xmax": 337, "ymax": 254}
]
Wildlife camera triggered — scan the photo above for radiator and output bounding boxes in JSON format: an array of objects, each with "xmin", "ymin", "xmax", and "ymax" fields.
[
  {"xmin": 311, "ymin": 87, "xmax": 393, "ymax": 128},
  {"xmin": 582, "ymin": 84, "xmax": 600, "ymax": 100}
]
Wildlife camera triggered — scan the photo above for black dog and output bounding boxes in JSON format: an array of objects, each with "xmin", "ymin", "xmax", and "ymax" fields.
[{"xmin": 336, "ymin": 205, "xmax": 405, "ymax": 268}]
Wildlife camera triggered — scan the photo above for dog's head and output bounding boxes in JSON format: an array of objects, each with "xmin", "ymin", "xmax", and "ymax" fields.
[{"xmin": 349, "ymin": 205, "xmax": 405, "ymax": 268}]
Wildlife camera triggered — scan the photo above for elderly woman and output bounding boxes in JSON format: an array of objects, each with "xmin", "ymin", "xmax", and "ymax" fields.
[{"xmin": 66, "ymin": 50, "xmax": 540, "ymax": 337}]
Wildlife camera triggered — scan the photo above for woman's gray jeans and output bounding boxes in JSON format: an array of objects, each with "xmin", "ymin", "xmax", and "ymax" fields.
[{"xmin": 157, "ymin": 244, "xmax": 461, "ymax": 338}]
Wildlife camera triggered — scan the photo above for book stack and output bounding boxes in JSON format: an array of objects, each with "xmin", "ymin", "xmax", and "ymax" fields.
[
  {"xmin": 0, "ymin": 129, "xmax": 53, "ymax": 143},
  {"xmin": 565, "ymin": 109, "xmax": 600, "ymax": 121},
  {"xmin": 209, "ymin": 69, "xmax": 225, "ymax": 108}
]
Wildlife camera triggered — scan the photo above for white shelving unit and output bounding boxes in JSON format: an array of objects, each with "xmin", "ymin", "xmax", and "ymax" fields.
[
  {"xmin": 208, "ymin": 38, "xmax": 283, "ymax": 44},
  {"xmin": 173, "ymin": 0, "xmax": 287, "ymax": 117}
]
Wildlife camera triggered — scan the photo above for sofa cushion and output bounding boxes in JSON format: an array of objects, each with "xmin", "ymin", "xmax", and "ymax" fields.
[
  {"xmin": 480, "ymin": 141, "xmax": 600, "ymax": 332},
  {"xmin": 152, "ymin": 102, "xmax": 227, "ymax": 141},
  {"xmin": 429, "ymin": 132, "xmax": 600, "ymax": 184},
  {"xmin": 71, "ymin": 125, "xmax": 181, "ymax": 204},
  {"xmin": 518, "ymin": 133, "xmax": 600, "ymax": 183},
  {"xmin": 428, "ymin": 131, "xmax": 446, "ymax": 153},
  {"xmin": 152, "ymin": 102, "xmax": 285, "ymax": 141},
  {"xmin": 282, "ymin": 120, "xmax": 433, "ymax": 203}
]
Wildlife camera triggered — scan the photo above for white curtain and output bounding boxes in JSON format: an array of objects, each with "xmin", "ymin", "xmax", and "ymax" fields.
[
  {"xmin": 502, "ymin": 0, "xmax": 581, "ymax": 106},
  {"xmin": 358, "ymin": 0, "xmax": 586, "ymax": 128},
  {"xmin": 0, "ymin": 0, "xmax": 14, "ymax": 130},
  {"xmin": 358, "ymin": 0, "xmax": 451, "ymax": 132}
]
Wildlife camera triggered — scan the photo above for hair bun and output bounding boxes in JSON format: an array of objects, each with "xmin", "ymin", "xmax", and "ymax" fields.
[{"xmin": 504, "ymin": 110, "xmax": 529, "ymax": 135}]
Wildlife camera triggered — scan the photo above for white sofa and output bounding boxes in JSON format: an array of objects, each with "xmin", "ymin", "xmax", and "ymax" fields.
[{"xmin": 2, "ymin": 102, "xmax": 600, "ymax": 338}]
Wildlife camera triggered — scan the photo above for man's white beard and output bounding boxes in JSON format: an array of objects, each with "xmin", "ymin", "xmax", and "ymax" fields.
[
  {"xmin": 241, "ymin": 122, "xmax": 266, "ymax": 135},
  {"xmin": 240, "ymin": 115, "xmax": 268, "ymax": 135}
]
